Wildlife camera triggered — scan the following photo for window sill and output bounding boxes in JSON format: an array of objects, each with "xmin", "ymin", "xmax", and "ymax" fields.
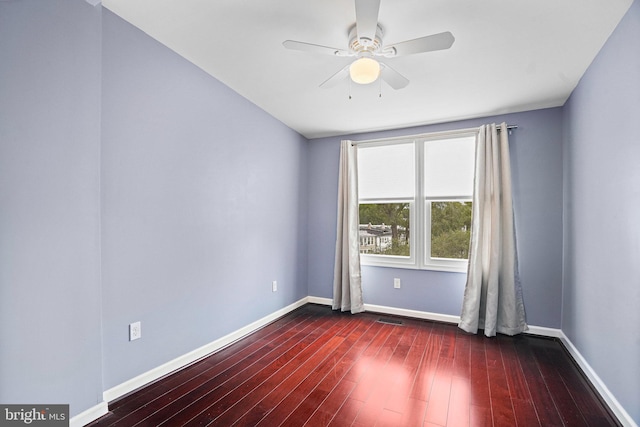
[{"xmin": 360, "ymin": 258, "xmax": 468, "ymax": 273}]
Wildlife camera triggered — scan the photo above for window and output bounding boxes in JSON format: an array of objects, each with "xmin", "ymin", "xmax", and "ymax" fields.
[{"xmin": 357, "ymin": 131, "xmax": 476, "ymax": 272}]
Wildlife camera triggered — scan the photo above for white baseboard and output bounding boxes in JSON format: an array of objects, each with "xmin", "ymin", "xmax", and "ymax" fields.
[
  {"xmin": 307, "ymin": 296, "xmax": 332, "ymax": 306},
  {"xmin": 70, "ymin": 401, "xmax": 108, "ymax": 427},
  {"xmin": 559, "ymin": 332, "xmax": 637, "ymax": 427},
  {"xmin": 364, "ymin": 303, "xmax": 461, "ymax": 324},
  {"xmin": 309, "ymin": 296, "xmax": 461, "ymax": 324},
  {"xmin": 525, "ymin": 324, "xmax": 563, "ymax": 338},
  {"xmin": 307, "ymin": 297, "xmax": 459, "ymax": 324},
  {"xmin": 103, "ymin": 297, "xmax": 308, "ymax": 403}
]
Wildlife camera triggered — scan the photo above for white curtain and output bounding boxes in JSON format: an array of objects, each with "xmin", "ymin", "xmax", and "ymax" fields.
[
  {"xmin": 332, "ymin": 140, "xmax": 364, "ymax": 314},
  {"xmin": 458, "ymin": 123, "xmax": 527, "ymax": 337}
]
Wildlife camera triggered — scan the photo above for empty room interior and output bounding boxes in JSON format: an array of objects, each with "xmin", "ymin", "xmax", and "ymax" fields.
[{"xmin": 1, "ymin": 0, "xmax": 639, "ymax": 426}]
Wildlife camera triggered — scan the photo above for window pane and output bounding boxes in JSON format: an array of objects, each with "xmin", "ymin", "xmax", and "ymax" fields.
[
  {"xmin": 423, "ymin": 136, "xmax": 475, "ymax": 197},
  {"xmin": 359, "ymin": 203, "xmax": 410, "ymax": 256},
  {"xmin": 430, "ymin": 201, "xmax": 472, "ymax": 260},
  {"xmin": 358, "ymin": 143, "xmax": 415, "ymax": 199}
]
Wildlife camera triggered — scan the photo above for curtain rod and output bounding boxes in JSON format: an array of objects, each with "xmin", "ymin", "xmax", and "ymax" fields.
[{"xmin": 350, "ymin": 124, "xmax": 518, "ymax": 146}]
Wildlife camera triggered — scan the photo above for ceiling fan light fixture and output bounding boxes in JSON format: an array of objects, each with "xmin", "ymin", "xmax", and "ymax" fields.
[{"xmin": 349, "ymin": 57, "xmax": 380, "ymax": 84}]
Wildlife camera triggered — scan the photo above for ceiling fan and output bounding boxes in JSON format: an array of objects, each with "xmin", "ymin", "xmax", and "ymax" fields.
[{"xmin": 283, "ymin": 0, "xmax": 455, "ymax": 90}]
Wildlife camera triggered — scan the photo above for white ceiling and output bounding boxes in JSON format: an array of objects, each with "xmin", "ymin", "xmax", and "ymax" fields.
[{"xmin": 102, "ymin": 0, "xmax": 633, "ymax": 139}]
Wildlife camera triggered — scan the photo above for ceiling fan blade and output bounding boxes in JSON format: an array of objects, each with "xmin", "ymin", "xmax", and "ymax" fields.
[
  {"xmin": 354, "ymin": 0, "xmax": 381, "ymax": 44},
  {"xmin": 283, "ymin": 40, "xmax": 350, "ymax": 57},
  {"xmin": 380, "ymin": 63, "xmax": 409, "ymax": 90},
  {"xmin": 385, "ymin": 31, "xmax": 455, "ymax": 57},
  {"xmin": 320, "ymin": 64, "xmax": 350, "ymax": 89}
]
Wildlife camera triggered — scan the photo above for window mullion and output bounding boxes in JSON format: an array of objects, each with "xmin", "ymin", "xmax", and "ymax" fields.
[{"xmin": 414, "ymin": 140, "xmax": 424, "ymax": 269}]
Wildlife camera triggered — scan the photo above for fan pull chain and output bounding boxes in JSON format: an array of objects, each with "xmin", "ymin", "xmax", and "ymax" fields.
[
  {"xmin": 378, "ymin": 77, "xmax": 382, "ymax": 98},
  {"xmin": 348, "ymin": 78, "xmax": 352, "ymax": 100}
]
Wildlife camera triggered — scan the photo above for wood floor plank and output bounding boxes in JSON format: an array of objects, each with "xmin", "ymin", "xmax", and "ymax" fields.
[
  {"xmin": 187, "ymin": 316, "xmax": 355, "ymax": 426},
  {"xmin": 327, "ymin": 397, "xmax": 363, "ymax": 427},
  {"xmin": 304, "ymin": 379, "xmax": 357, "ymax": 426},
  {"xmin": 301, "ymin": 319, "xmax": 387, "ymax": 425},
  {"xmin": 349, "ymin": 323, "xmax": 409, "ymax": 404},
  {"xmin": 512, "ymin": 398, "xmax": 541, "ymax": 427},
  {"xmin": 424, "ymin": 357, "xmax": 453, "ymax": 426},
  {"xmin": 314, "ymin": 320, "xmax": 385, "ymax": 392},
  {"xmin": 341, "ymin": 319, "xmax": 396, "ymax": 384},
  {"xmin": 409, "ymin": 323, "xmax": 443, "ymax": 402},
  {"xmin": 384, "ymin": 322, "xmax": 432, "ymax": 414},
  {"xmin": 515, "ymin": 339, "xmax": 565, "ymax": 426},
  {"xmin": 452, "ymin": 330, "xmax": 471, "ymax": 379},
  {"xmin": 468, "ymin": 335, "xmax": 491, "ymax": 411},
  {"xmin": 487, "ymin": 361, "xmax": 517, "ymax": 426},
  {"xmin": 542, "ymin": 344, "xmax": 620, "ymax": 426},
  {"xmin": 376, "ymin": 408, "xmax": 402, "ymax": 427},
  {"xmin": 249, "ymin": 336, "xmax": 348, "ymax": 426},
  {"xmin": 302, "ymin": 325, "xmax": 417, "ymax": 425},
  {"xmin": 469, "ymin": 404, "xmax": 492, "ymax": 427},
  {"xmin": 499, "ymin": 339, "xmax": 541, "ymax": 426},
  {"xmin": 530, "ymin": 340, "xmax": 588, "ymax": 426},
  {"xmin": 254, "ymin": 318, "xmax": 374, "ymax": 426},
  {"xmin": 149, "ymin": 313, "xmax": 341, "ymax": 426},
  {"xmin": 88, "ymin": 304, "xmax": 622, "ymax": 427},
  {"xmin": 439, "ymin": 325, "xmax": 457, "ymax": 360},
  {"xmin": 229, "ymin": 331, "xmax": 365, "ymax": 427},
  {"xmin": 355, "ymin": 323, "xmax": 417, "ymax": 424},
  {"xmin": 483, "ymin": 335, "xmax": 517, "ymax": 427},
  {"xmin": 284, "ymin": 319, "xmax": 374, "ymax": 425},
  {"xmin": 351, "ymin": 322, "xmax": 417, "ymax": 426},
  {"xmin": 498, "ymin": 335, "xmax": 533, "ymax": 402},
  {"xmin": 447, "ymin": 375, "xmax": 470, "ymax": 427},
  {"xmin": 399, "ymin": 398, "xmax": 427, "ymax": 426}
]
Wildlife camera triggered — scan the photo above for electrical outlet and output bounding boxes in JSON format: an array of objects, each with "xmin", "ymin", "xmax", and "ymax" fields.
[
  {"xmin": 394, "ymin": 278, "xmax": 401, "ymax": 289},
  {"xmin": 272, "ymin": 280, "xmax": 278, "ymax": 292},
  {"xmin": 129, "ymin": 321, "xmax": 141, "ymax": 341}
]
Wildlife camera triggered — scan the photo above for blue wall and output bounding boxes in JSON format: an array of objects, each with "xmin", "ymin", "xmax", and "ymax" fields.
[
  {"xmin": 308, "ymin": 108, "xmax": 564, "ymax": 328},
  {"xmin": 100, "ymin": 10, "xmax": 309, "ymax": 389},
  {"xmin": 563, "ymin": 1, "xmax": 640, "ymax": 423},
  {"xmin": 0, "ymin": 0, "xmax": 103, "ymax": 416}
]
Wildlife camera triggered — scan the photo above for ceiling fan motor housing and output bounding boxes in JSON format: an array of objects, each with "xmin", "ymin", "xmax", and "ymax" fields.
[{"xmin": 349, "ymin": 24, "xmax": 383, "ymax": 55}]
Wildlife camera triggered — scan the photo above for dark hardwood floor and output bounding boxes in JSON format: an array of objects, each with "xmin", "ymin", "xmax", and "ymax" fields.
[{"xmin": 88, "ymin": 304, "xmax": 620, "ymax": 426}]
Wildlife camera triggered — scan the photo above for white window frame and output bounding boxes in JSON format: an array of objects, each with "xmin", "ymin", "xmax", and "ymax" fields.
[{"xmin": 357, "ymin": 128, "xmax": 477, "ymax": 273}]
